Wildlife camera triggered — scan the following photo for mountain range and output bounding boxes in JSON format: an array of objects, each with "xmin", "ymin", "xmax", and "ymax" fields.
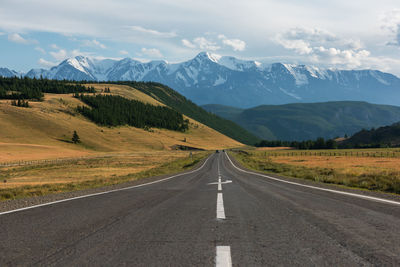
[
  {"xmin": 202, "ymin": 102, "xmax": 400, "ymax": 141},
  {"xmin": 2, "ymin": 52, "xmax": 400, "ymax": 108}
]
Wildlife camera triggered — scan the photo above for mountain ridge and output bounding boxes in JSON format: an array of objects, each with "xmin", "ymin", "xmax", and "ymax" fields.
[
  {"xmin": 202, "ymin": 101, "xmax": 400, "ymax": 141},
  {"xmin": 2, "ymin": 52, "xmax": 400, "ymax": 108}
]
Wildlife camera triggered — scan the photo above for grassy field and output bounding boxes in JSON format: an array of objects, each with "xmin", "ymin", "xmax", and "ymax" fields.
[
  {"xmin": 0, "ymin": 83, "xmax": 243, "ymax": 200},
  {"xmin": 0, "ymin": 85, "xmax": 242, "ymax": 163},
  {"xmin": 231, "ymin": 148, "xmax": 400, "ymax": 194},
  {"xmin": 0, "ymin": 151, "xmax": 209, "ymax": 200}
]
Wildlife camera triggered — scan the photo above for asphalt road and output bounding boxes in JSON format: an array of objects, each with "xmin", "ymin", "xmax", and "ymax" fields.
[{"xmin": 1, "ymin": 152, "xmax": 400, "ymax": 266}]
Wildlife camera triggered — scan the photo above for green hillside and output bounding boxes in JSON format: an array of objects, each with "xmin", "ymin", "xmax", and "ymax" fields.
[
  {"xmin": 202, "ymin": 104, "xmax": 243, "ymax": 121},
  {"xmin": 342, "ymin": 122, "xmax": 400, "ymax": 148},
  {"xmin": 202, "ymin": 101, "xmax": 400, "ymax": 141},
  {"xmin": 115, "ymin": 81, "xmax": 259, "ymax": 145}
]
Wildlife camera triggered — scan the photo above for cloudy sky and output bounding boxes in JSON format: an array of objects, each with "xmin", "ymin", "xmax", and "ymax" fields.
[{"xmin": 1, "ymin": 0, "xmax": 400, "ymax": 75}]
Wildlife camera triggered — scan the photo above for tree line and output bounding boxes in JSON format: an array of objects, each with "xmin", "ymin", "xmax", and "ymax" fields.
[
  {"xmin": 0, "ymin": 76, "xmax": 95, "ymax": 101},
  {"xmin": 75, "ymin": 94, "xmax": 189, "ymax": 132},
  {"xmin": 255, "ymin": 138, "xmax": 337, "ymax": 149},
  {"xmin": 109, "ymin": 81, "xmax": 260, "ymax": 145}
]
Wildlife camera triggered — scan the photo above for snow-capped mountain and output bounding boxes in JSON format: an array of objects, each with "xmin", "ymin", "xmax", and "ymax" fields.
[
  {"xmin": 5, "ymin": 52, "xmax": 400, "ymax": 108},
  {"xmin": 0, "ymin": 68, "xmax": 20, "ymax": 77}
]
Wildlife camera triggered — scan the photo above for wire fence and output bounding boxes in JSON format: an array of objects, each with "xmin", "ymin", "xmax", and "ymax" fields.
[
  {"xmin": 263, "ymin": 150, "xmax": 400, "ymax": 158},
  {"xmin": 0, "ymin": 154, "xmax": 119, "ymax": 168}
]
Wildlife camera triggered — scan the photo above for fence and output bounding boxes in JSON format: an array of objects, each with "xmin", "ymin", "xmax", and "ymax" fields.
[
  {"xmin": 263, "ymin": 151, "xmax": 400, "ymax": 158},
  {"xmin": 0, "ymin": 153, "xmax": 121, "ymax": 168}
]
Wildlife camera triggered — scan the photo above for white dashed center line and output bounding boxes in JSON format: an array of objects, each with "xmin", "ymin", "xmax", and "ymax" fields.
[
  {"xmin": 216, "ymin": 192, "xmax": 226, "ymax": 219},
  {"xmin": 216, "ymin": 246, "xmax": 232, "ymax": 267}
]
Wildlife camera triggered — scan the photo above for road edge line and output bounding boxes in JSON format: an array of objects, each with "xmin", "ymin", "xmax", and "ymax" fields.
[
  {"xmin": 0, "ymin": 154, "xmax": 213, "ymax": 216},
  {"xmin": 225, "ymin": 152, "xmax": 400, "ymax": 206}
]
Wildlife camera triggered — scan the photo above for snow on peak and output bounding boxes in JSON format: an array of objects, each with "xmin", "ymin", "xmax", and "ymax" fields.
[
  {"xmin": 216, "ymin": 56, "xmax": 259, "ymax": 71},
  {"xmin": 369, "ymin": 70, "xmax": 390, "ymax": 85},
  {"xmin": 206, "ymin": 52, "xmax": 221, "ymax": 63},
  {"xmin": 67, "ymin": 57, "xmax": 90, "ymax": 74},
  {"xmin": 195, "ymin": 52, "xmax": 221, "ymax": 63},
  {"xmin": 283, "ymin": 64, "xmax": 309, "ymax": 86}
]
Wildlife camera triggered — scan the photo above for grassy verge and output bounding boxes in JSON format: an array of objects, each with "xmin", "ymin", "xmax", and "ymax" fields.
[
  {"xmin": 0, "ymin": 152, "xmax": 210, "ymax": 201},
  {"xmin": 230, "ymin": 150, "xmax": 400, "ymax": 194}
]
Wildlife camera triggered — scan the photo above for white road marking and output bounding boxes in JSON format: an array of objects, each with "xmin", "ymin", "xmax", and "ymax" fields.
[
  {"xmin": 0, "ymin": 155, "xmax": 213, "ymax": 216},
  {"xmin": 218, "ymin": 158, "xmax": 222, "ymax": 190},
  {"xmin": 216, "ymin": 246, "xmax": 232, "ymax": 267},
  {"xmin": 208, "ymin": 181, "xmax": 232, "ymax": 185},
  {"xmin": 216, "ymin": 193, "xmax": 226, "ymax": 219},
  {"xmin": 225, "ymin": 152, "xmax": 400, "ymax": 206}
]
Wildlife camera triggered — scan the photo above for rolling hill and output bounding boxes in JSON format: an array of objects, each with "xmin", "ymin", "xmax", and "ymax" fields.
[
  {"xmin": 341, "ymin": 122, "xmax": 400, "ymax": 148},
  {"xmin": 203, "ymin": 101, "xmax": 400, "ymax": 141},
  {"xmin": 0, "ymin": 82, "xmax": 245, "ymax": 163},
  {"xmin": 115, "ymin": 81, "xmax": 259, "ymax": 145}
]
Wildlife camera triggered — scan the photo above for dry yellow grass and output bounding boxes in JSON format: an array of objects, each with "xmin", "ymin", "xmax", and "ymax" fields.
[
  {"xmin": 0, "ymin": 84, "xmax": 242, "ymax": 164},
  {"xmin": 272, "ymin": 155, "xmax": 400, "ymax": 176},
  {"xmin": 0, "ymin": 84, "xmax": 234, "ymax": 199},
  {"xmin": 232, "ymin": 149, "xmax": 400, "ymax": 194},
  {"xmin": 85, "ymin": 83, "xmax": 164, "ymax": 106},
  {"xmin": 255, "ymin": 147, "xmax": 293, "ymax": 151},
  {"xmin": 0, "ymin": 151, "xmax": 195, "ymax": 189}
]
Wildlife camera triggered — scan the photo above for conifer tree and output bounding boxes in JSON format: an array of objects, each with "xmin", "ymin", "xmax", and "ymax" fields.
[{"xmin": 72, "ymin": 131, "xmax": 81, "ymax": 144}]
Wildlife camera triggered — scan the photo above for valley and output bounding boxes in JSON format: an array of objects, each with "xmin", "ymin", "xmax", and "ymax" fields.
[
  {"xmin": 203, "ymin": 101, "xmax": 400, "ymax": 140},
  {"xmin": 0, "ymin": 81, "xmax": 244, "ymax": 200}
]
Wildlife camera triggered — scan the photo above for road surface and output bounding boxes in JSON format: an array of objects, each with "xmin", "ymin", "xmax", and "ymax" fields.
[{"xmin": 1, "ymin": 152, "xmax": 400, "ymax": 266}]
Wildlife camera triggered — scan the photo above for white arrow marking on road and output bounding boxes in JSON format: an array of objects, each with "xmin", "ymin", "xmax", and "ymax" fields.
[
  {"xmin": 208, "ymin": 181, "xmax": 232, "ymax": 185},
  {"xmin": 208, "ymin": 180, "xmax": 232, "ymax": 192}
]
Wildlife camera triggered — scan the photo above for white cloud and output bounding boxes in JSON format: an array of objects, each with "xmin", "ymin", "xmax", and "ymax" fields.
[
  {"xmin": 141, "ymin": 47, "xmax": 163, "ymax": 58},
  {"xmin": 38, "ymin": 58, "xmax": 57, "ymax": 68},
  {"xmin": 119, "ymin": 50, "xmax": 129, "ymax": 55},
  {"xmin": 47, "ymin": 47, "xmax": 92, "ymax": 62},
  {"xmin": 312, "ymin": 46, "xmax": 371, "ymax": 69},
  {"xmin": 194, "ymin": 37, "xmax": 220, "ymax": 51},
  {"xmin": 0, "ymin": 32, "xmax": 4, "ymax": 36},
  {"xmin": 82, "ymin": 39, "xmax": 106, "ymax": 49},
  {"xmin": 381, "ymin": 9, "xmax": 400, "ymax": 46},
  {"xmin": 1, "ymin": 1, "xmax": 400, "ymax": 75},
  {"xmin": 182, "ymin": 37, "xmax": 220, "ymax": 51},
  {"xmin": 282, "ymin": 27, "xmax": 337, "ymax": 43},
  {"xmin": 8, "ymin": 33, "xmax": 37, "ymax": 44},
  {"xmin": 182, "ymin": 39, "xmax": 196, "ymax": 49},
  {"xmin": 275, "ymin": 34, "xmax": 313, "ymax": 55},
  {"xmin": 183, "ymin": 34, "xmax": 245, "ymax": 51},
  {"xmin": 50, "ymin": 44, "xmax": 59, "ymax": 49},
  {"xmin": 35, "ymin": 46, "xmax": 46, "ymax": 54},
  {"xmin": 127, "ymin": 26, "xmax": 176, "ymax": 38},
  {"xmin": 218, "ymin": 35, "xmax": 246, "ymax": 51},
  {"xmin": 49, "ymin": 49, "xmax": 68, "ymax": 61},
  {"xmin": 274, "ymin": 27, "xmax": 371, "ymax": 68}
]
